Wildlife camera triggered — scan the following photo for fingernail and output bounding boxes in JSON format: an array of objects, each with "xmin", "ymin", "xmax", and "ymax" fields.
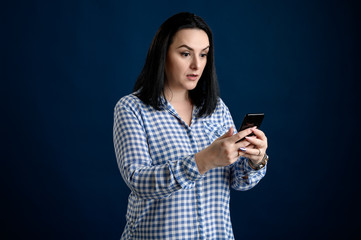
[{"xmin": 239, "ymin": 147, "xmax": 246, "ymax": 152}]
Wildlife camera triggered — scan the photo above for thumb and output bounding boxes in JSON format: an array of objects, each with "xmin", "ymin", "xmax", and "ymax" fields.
[{"xmin": 218, "ymin": 127, "xmax": 233, "ymax": 140}]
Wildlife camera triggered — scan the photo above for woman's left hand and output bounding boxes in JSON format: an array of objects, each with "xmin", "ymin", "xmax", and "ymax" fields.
[{"xmin": 238, "ymin": 128, "xmax": 268, "ymax": 166}]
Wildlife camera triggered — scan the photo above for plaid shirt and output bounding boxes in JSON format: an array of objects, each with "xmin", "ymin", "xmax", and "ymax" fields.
[{"xmin": 113, "ymin": 93, "xmax": 266, "ymax": 239}]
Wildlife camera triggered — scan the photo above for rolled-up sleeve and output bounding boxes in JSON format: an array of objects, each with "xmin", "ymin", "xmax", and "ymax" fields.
[
  {"xmin": 113, "ymin": 101, "xmax": 203, "ymax": 200},
  {"xmin": 230, "ymin": 157, "xmax": 267, "ymax": 191}
]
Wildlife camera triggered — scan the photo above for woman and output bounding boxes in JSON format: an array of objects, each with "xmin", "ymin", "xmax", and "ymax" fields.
[{"xmin": 113, "ymin": 12, "xmax": 268, "ymax": 239}]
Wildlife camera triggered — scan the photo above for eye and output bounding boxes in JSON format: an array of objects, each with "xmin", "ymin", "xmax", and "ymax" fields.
[
  {"xmin": 181, "ymin": 52, "xmax": 190, "ymax": 57},
  {"xmin": 200, "ymin": 53, "xmax": 208, "ymax": 58}
]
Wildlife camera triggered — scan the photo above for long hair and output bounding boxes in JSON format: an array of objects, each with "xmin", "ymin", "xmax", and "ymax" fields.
[{"xmin": 133, "ymin": 12, "xmax": 219, "ymax": 117}]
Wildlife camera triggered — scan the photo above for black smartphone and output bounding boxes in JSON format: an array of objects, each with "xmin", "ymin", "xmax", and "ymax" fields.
[{"xmin": 235, "ymin": 113, "xmax": 264, "ymax": 143}]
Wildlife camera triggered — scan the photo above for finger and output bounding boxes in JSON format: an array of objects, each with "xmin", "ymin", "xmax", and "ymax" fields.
[
  {"xmin": 229, "ymin": 140, "xmax": 252, "ymax": 160},
  {"xmin": 245, "ymin": 143, "xmax": 255, "ymax": 149},
  {"xmin": 242, "ymin": 148, "xmax": 263, "ymax": 157},
  {"xmin": 251, "ymin": 128, "xmax": 267, "ymax": 141},
  {"xmin": 236, "ymin": 149, "xmax": 242, "ymax": 158},
  {"xmin": 237, "ymin": 149, "xmax": 246, "ymax": 158},
  {"xmin": 237, "ymin": 142, "xmax": 256, "ymax": 154},
  {"xmin": 218, "ymin": 127, "xmax": 233, "ymax": 140},
  {"xmin": 235, "ymin": 140, "xmax": 252, "ymax": 150},
  {"xmin": 245, "ymin": 136, "xmax": 264, "ymax": 148},
  {"xmin": 233, "ymin": 127, "xmax": 256, "ymax": 143}
]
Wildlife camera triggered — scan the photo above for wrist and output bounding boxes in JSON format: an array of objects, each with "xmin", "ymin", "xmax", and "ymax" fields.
[
  {"xmin": 249, "ymin": 154, "xmax": 269, "ymax": 170},
  {"xmin": 195, "ymin": 149, "xmax": 214, "ymax": 175}
]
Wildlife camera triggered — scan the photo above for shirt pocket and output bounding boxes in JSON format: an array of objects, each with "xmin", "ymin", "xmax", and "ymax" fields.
[{"xmin": 202, "ymin": 120, "xmax": 228, "ymax": 144}]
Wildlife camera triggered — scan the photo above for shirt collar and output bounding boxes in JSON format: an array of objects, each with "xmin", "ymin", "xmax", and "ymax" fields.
[{"xmin": 160, "ymin": 95, "xmax": 201, "ymax": 123}]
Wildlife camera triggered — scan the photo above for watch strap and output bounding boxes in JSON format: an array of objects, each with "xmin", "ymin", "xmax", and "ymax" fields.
[{"xmin": 249, "ymin": 154, "xmax": 269, "ymax": 170}]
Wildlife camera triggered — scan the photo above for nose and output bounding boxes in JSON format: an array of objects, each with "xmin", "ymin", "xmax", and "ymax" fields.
[{"xmin": 190, "ymin": 56, "xmax": 200, "ymax": 70}]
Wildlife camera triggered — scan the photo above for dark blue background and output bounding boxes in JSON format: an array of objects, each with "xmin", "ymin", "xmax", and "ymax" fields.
[{"xmin": 3, "ymin": 0, "xmax": 360, "ymax": 239}]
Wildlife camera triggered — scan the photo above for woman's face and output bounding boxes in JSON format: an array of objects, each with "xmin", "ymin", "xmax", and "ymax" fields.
[{"xmin": 165, "ymin": 29, "xmax": 210, "ymax": 93}]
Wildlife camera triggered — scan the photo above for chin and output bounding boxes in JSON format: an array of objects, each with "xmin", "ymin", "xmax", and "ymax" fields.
[{"xmin": 185, "ymin": 81, "xmax": 199, "ymax": 90}]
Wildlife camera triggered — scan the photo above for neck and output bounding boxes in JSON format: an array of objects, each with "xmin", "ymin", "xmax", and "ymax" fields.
[{"xmin": 164, "ymin": 86, "xmax": 191, "ymax": 104}]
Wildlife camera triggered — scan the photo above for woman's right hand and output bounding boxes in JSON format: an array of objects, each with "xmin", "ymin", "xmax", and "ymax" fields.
[{"xmin": 195, "ymin": 127, "xmax": 255, "ymax": 174}]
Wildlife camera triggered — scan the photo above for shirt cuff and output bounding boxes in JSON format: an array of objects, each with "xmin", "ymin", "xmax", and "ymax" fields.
[
  {"xmin": 234, "ymin": 157, "xmax": 259, "ymax": 177},
  {"xmin": 171, "ymin": 155, "xmax": 204, "ymax": 189},
  {"xmin": 245, "ymin": 158, "xmax": 261, "ymax": 172}
]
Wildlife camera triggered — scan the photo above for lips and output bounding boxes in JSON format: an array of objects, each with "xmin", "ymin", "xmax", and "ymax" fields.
[
  {"xmin": 186, "ymin": 74, "xmax": 199, "ymax": 81},
  {"xmin": 186, "ymin": 74, "xmax": 199, "ymax": 80}
]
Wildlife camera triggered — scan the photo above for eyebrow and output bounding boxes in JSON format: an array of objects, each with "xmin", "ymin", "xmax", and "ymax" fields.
[{"xmin": 176, "ymin": 44, "xmax": 210, "ymax": 51}]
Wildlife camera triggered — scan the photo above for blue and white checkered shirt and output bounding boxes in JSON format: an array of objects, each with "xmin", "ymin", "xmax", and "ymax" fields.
[{"xmin": 113, "ymin": 93, "xmax": 266, "ymax": 239}]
